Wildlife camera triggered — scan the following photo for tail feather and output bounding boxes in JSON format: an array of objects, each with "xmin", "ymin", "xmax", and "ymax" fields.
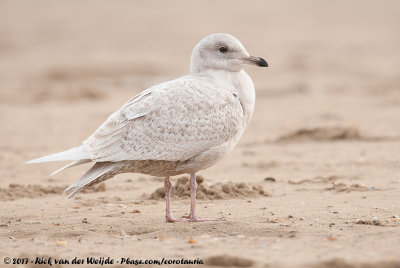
[
  {"xmin": 26, "ymin": 146, "xmax": 90, "ymax": 164},
  {"xmin": 64, "ymin": 162, "xmax": 117, "ymax": 199},
  {"xmin": 50, "ymin": 159, "xmax": 92, "ymax": 176}
]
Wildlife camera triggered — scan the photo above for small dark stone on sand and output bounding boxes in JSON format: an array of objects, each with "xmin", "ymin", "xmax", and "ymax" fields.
[{"xmin": 264, "ymin": 177, "xmax": 276, "ymax": 182}]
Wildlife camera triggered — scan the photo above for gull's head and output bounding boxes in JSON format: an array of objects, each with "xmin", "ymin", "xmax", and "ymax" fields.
[{"xmin": 190, "ymin": 33, "xmax": 268, "ymax": 74}]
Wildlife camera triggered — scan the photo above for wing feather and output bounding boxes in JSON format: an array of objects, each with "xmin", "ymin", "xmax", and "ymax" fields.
[{"xmin": 82, "ymin": 77, "xmax": 243, "ymax": 162}]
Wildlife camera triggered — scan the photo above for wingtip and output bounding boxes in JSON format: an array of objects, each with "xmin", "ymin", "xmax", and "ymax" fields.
[
  {"xmin": 63, "ymin": 185, "xmax": 76, "ymax": 199},
  {"xmin": 65, "ymin": 191, "xmax": 76, "ymax": 200},
  {"xmin": 49, "ymin": 170, "xmax": 59, "ymax": 177},
  {"xmin": 25, "ymin": 156, "xmax": 48, "ymax": 164},
  {"xmin": 50, "ymin": 165, "xmax": 66, "ymax": 176}
]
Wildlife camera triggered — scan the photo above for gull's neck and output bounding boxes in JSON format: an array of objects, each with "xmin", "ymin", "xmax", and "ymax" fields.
[{"xmin": 192, "ymin": 68, "xmax": 256, "ymax": 129}]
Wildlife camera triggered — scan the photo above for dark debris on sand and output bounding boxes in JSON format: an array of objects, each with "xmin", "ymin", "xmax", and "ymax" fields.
[{"xmin": 149, "ymin": 176, "xmax": 269, "ymax": 200}]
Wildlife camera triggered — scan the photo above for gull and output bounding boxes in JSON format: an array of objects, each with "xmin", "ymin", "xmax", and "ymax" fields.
[{"xmin": 27, "ymin": 33, "xmax": 268, "ymax": 222}]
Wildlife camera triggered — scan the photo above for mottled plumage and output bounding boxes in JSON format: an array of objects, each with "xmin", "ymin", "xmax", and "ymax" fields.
[
  {"xmin": 83, "ymin": 77, "xmax": 243, "ymax": 162},
  {"xmin": 27, "ymin": 33, "xmax": 268, "ymax": 222}
]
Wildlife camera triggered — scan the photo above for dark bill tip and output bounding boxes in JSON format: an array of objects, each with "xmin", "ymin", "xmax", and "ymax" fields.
[
  {"xmin": 247, "ymin": 56, "xmax": 268, "ymax": 67},
  {"xmin": 257, "ymin": 57, "xmax": 268, "ymax": 67}
]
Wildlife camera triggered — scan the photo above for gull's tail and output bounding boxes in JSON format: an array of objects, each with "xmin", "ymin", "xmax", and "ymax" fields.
[
  {"xmin": 50, "ymin": 159, "xmax": 92, "ymax": 176},
  {"xmin": 26, "ymin": 146, "xmax": 119, "ymax": 199},
  {"xmin": 26, "ymin": 146, "xmax": 90, "ymax": 164},
  {"xmin": 26, "ymin": 146, "xmax": 92, "ymax": 176},
  {"xmin": 64, "ymin": 162, "xmax": 122, "ymax": 199}
]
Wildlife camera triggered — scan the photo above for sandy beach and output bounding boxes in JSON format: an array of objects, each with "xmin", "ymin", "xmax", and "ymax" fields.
[{"xmin": 1, "ymin": 1, "xmax": 400, "ymax": 267}]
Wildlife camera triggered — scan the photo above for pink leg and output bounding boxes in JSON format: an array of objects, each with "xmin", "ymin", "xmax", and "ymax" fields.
[
  {"xmin": 164, "ymin": 177, "xmax": 188, "ymax": 222},
  {"xmin": 189, "ymin": 173, "xmax": 214, "ymax": 222}
]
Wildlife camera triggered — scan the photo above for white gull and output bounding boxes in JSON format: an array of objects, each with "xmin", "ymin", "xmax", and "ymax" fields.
[{"xmin": 27, "ymin": 33, "xmax": 268, "ymax": 222}]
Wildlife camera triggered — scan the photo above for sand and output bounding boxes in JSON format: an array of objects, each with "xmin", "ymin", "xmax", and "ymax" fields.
[{"xmin": 1, "ymin": 1, "xmax": 400, "ymax": 267}]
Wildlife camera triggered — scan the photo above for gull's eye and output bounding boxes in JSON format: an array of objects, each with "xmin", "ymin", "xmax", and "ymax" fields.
[{"xmin": 219, "ymin": 47, "xmax": 228, "ymax": 53}]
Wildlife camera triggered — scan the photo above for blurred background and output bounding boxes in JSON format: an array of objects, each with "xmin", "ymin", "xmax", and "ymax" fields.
[
  {"xmin": 1, "ymin": 0, "xmax": 399, "ymax": 173},
  {"xmin": 1, "ymin": 1, "xmax": 400, "ymax": 266},
  {"xmin": 1, "ymin": 0, "xmax": 399, "ymax": 101},
  {"xmin": 1, "ymin": 0, "xmax": 399, "ymax": 184}
]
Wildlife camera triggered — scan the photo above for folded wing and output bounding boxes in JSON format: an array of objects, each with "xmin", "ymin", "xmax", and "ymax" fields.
[{"xmin": 83, "ymin": 77, "xmax": 243, "ymax": 162}]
